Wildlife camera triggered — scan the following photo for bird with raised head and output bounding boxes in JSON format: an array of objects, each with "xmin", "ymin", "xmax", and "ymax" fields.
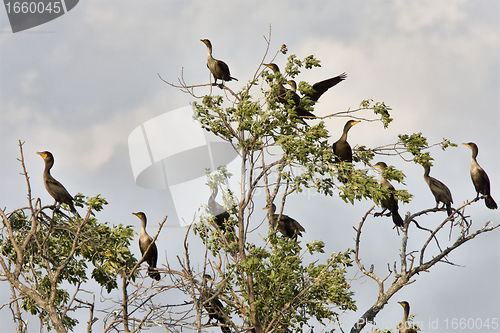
[
  {"xmin": 373, "ymin": 162, "xmax": 404, "ymax": 227},
  {"xmin": 263, "ymin": 203, "xmax": 305, "ymax": 239},
  {"xmin": 421, "ymin": 163, "xmax": 453, "ymax": 216},
  {"xmin": 201, "ymin": 39, "xmax": 237, "ymax": 89},
  {"xmin": 36, "ymin": 151, "xmax": 77, "ymax": 215},
  {"xmin": 332, "ymin": 120, "xmax": 360, "ymax": 163},
  {"xmin": 463, "ymin": 142, "xmax": 497, "ymax": 209},
  {"xmin": 263, "ymin": 63, "xmax": 315, "ymax": 125},
  {"xmin": 207, "ymin": 184, "xmax": 231, "ymax": 233},
  {"xmin": 132, "ymin": 212, "xmax": 161, "ymax": 281},
  {"xmin": 397, "ymin": 301, "xmax": 418, "ymax": 333}
]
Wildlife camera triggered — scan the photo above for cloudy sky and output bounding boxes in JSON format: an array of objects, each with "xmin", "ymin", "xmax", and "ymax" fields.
[{"xmin": 1, "ymin": 1, "xmax": 499, "ymax": 332}]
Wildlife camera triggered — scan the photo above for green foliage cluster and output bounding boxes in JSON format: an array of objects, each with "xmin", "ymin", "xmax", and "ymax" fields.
[
  {"xmin": 0, "ymin": 194, "xmax": 137, "ymax": 330},
  {"xmin": 242, "ymin": 236, "xmax": 356, "ymax": 330}
]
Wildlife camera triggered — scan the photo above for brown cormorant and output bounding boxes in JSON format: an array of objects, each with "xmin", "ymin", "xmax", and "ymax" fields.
[
  {"xmin": 263, "ymin": 203, "xmax": 305, "ymax": 239},
  {"xmin": 463, "ymin": 142, "xmax": 497, "ymax": 209},
  {"xmin": 132, "ymin": 212, "xmax": 161, "ymax": 281},
  {"xmin": 397, "ymin": 301, "xmax": 418, "ymax": 333},
  {"xmin": 286, "ymin": 72, "xmax": 346, "ymax": 103},
  {"xmin": 202, "ymin": 274, "xmax": 231, "ymax": 333},
  {"xmin": 421, "ymin": 163, "xmax": 453, "ymax": 216},
  {"xmin": 208, "ymin": 185, "xmax": 231, "ymax": 233},
  {"xmin": 36, "ymin": 151, "xmax": 77, "ymax": 214},
  {"xmin": 373, "ymin": 162, "xmax": 404, "ymax": 227},
  {"xmin": 263, "ymin": 63, "xmax": 316, "ymax": 124},
  {"xmin": 332, "ymin": 120, "xmax": 360, "ymax": 163},
  {"xmin": 201, "ymin": 39, "xmax": 237, "ymax": 88}
]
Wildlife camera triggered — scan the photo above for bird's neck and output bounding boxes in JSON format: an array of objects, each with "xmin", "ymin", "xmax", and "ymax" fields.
[
  {"xmin": 206, "ymin": 46, "xmax": 213, "ymax": 59},
  {"xmin": 140, "ymin": 218, "xmax": 147, "ymax": 235},
  {"xmin": 43, "ymin": 160, "xmax": 53, "ymax": 176},
  {"xmin": 423, "ymin": 167, "xmax": 430, "ymax": 177},
  {"xmin": 403, "ymin": 306, "xmax": 410, "ymax": 324}
]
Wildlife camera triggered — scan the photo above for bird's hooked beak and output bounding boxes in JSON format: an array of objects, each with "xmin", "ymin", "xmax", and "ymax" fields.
[{"xmin": 36, "ymin": 151, "xmax": 47, "ymax": 159}]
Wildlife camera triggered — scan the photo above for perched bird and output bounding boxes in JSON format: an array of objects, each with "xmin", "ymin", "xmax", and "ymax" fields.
[
  {"xmin": 207, "ymin": 184, "xmax": 231, "ymax": 233},
  {"xmin": 332, "ymin": 120, "xmax": 360, "ymax": 163},
  {"xmin": 132, "ymin": 212, "xmax": 161, "ymax": 281},
  {"xmin": 286, "ymin": 72, "xmax": 346, "ymax": 103},
  {"xmin": 201, "ymin": 39, "xmax": 237, "ymax": 88},
  {"xmin": 373, "ymin": 162, "xmax": 404, "ymax": 227},
  {"xmin": 397, "ymin": 301, "xmax": 418, "ymax": 333},
  {"xmin": 202, "ymin": 274, "xmax": 231, "ymax": 333},
  {"xmin": 263, "ymin": 63, "xmax": 316, "ymax": 124},
  {"xmin": 463, "ymin": 142, "xmax": 497, "ymax": 209},
  {"xmin": 263, "ymin": 203, "xmax": 305, "ymax": 239},
  {"xmin": 36, "ymin": 151, "xmax": 77, "ymax": 215},
  {"xmin": 421, "ymin": 163, "xmax": 453, "ymax": 216}
]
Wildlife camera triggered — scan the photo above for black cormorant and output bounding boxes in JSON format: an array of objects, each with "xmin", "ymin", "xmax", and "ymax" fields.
[
  {"xmin": 36, "ymin": 151, "xmax": 77, "ymax": 214},
  {"xmin": 263, "ymin": 203, "xmax": 305, "ymax": 239},
  {"xmin": 132, "ymin": 212, "xmax": 161, "ymax": 281},
  {"xmin": 202, "ymin": 274, "xmax": 231, "ymax": 333},
  {"xmin": 263, "ymin": 63, "xmax": 315, "ymax": 124},
  {"xmin": 397, "ymin": 301, "xmax": 418, "ymax": 333},
  {"xmin": 332, "ymin": 120, "xmax": 360, "ymax": 163},
  {"xmin": 208, "ymin": 185, "xmax": 231, "ymax": 233},
  {"xmin": 421, "ymin": 163, "xmax": 453, "ymax": 216},
  {"xmin": 373, "ymin": 162, "xmax": 404, "ymax": 227},
  {"xmin": 463, "ymin": 142, "xmax": 497, "ymax": 209},
  {"xmin": 201, "ymin": 39, "xmax": 237, "ymax": 88}
]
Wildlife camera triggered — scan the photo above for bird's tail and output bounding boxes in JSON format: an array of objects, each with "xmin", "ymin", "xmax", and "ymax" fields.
[
  {"xmin": 230, "ymin": 76, "xmax": 238, "ymax": 81},
  {"xmin": 485, "ymin": 195, "xmax": 498, "ymax": 210},
  {"xmin": 391, "ymin": 209, "xmax": 404, "ymax": 227},
  {"xmin": 68, "ymin": 202, "xmax": 81, "ymax": 219},
  {"xmin": 148, "ymin": 267, "xmax": 161, "ymax": 281}
]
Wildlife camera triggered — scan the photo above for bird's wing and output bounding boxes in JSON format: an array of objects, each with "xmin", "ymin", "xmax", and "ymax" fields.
[
  {"xmin": 429, "ymin": 177, "xmax": 453, "ymax": 202},
  {"xmin": 310, "ymin": 72, "xmax": 347, "ymax": 101},
  {"xmin": 45, "ymin": 177, "xmax": 73, "ymax": 199}
]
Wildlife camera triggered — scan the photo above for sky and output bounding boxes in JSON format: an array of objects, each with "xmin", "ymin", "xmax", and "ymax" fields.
[{"xmin": 0, "ymin": 1, "xmax": 499, "ymax": 332}]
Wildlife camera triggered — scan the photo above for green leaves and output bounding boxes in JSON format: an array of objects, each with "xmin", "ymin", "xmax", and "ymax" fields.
[{"xmin": 360, "ymin": 99, "xmax": 393, "ymax": 128}]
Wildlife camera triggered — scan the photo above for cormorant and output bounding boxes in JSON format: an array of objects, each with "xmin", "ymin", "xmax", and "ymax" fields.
[
  {"xmin": 286, "ymin": 72, "xmax": 346, "ymax": 103},
  {"xmin": 132, "ymin": 212, "xmax": 161, "ymax": 281},
  {"xmin": 36, "ymin": 151, "xmax": 77, "ymax": 214},
  {"xmin": 397, "ymin": 301, "xmax": 418, "ymax": 333},
  {"xmin": 373, "ymin": 162, "xmax": 404, "ymax": 227},
  {"xmin": 202, "ymin": 274, "xmax": 231, "ymax": 333},
  {"xmin": 332, "ymin": 120, "xmax": 360, "ymax": 163},
  {"xmin": 208, "ymin": 184, "xmax": 231, "ymax": 233},
  {"xmin": 463, "ymin": 142, "xmax": 497, "ymax": 209},
  {"xmin": 201, "ymin": 39, "xmax": 237, "ymax": 88},
  {"xmin": 263, "ymin": 63, "xmax": 316, "ymax": 124},
  {"xmin": 263, "ymin": 203, "xmax": 305, "ymax": 239},
  {"xmin": 421, "ymin": 163, "xmax": 453, "ymax": 216}
]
